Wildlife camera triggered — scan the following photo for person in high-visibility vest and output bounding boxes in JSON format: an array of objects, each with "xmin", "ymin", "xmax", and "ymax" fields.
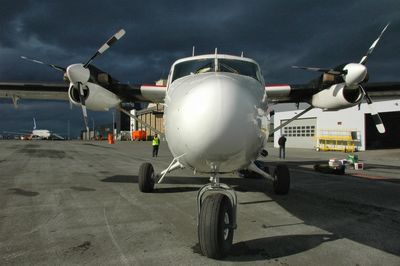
[{"xmin": 152, "ymin": 133, "xmax": 160, "ymax": 157}]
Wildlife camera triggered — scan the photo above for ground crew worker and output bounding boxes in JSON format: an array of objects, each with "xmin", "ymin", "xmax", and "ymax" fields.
[
  {"xmin": 278, "ymin": 134, "xmax": 287, "ymax": 159},
  {"xmin": 152, "ymin": 133, "xmax": 160, "ymax": 157}
]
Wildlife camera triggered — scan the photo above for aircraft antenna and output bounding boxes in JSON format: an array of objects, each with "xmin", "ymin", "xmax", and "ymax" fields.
[
  {"xmin": 241, "ymin": 51, "xmax": 244, "ymax": 57},
  {"xmin": 214, "ymin": 48, "xmax": 218, "ymax": 72},
  {"xmin": 192, "ymin": 46, "xmax": 195, "ymax": 57}
]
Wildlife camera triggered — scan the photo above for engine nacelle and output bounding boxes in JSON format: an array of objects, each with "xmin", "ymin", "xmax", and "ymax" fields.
[
  {"xmin": 68, "ymin": 82, "xmax": 121, "ymax": 111},
  {"xmin": 311, "ymin": 83, "xmax": 363, "ymax": 110}
]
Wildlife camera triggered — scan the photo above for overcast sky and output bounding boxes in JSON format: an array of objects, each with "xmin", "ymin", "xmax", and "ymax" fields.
[{"xmin": 1, "ymin": 0, "xmax": 399, "ymax": 137}]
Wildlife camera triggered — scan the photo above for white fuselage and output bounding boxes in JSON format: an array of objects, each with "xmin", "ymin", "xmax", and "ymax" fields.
[
  {"xmin": 32, "ymin": 129, "xmax": 51, "ymax": 139},
  {"xmin": 164, "ymin": 56, "xmax": 267, "ymax": 173}
]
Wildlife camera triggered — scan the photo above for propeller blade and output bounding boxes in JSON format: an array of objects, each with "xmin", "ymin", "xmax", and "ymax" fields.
[
  {"xmin": 77, "ymin": 83, "xmax": 90, "ymax": 132},
  {"xmin": 83, "ymin": 29, "xmax": 126, "ymax": 68},
  {"xmin": 292, "ymin": 66, "xmax": 344, "ymax": 75},
  {"xmin": 359, "ymin": 23, "xmax": 390, "ymax": 65},
  {"xmin": 21, "ymin": 56, "xmax": 66, "ymax": 72},
  {"xmin": 359, "ymin": 85, "xmax": 385, "ymax": 133}
]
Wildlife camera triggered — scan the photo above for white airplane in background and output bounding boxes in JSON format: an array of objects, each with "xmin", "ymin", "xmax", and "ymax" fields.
[
  {"xmin": 3, "ymin": 117, "xmax": 59, "ymax": 140},
  {"xmin": 1, "ymin": 25, "xmax": 399, "ymax": 259},
  {"xmin": 31, "ymin": 117, "xmax": 51, "ymax": 139}
]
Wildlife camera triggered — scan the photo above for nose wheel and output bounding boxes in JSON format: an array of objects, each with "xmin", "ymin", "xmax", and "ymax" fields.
[
  {"xmin": 198, "ymin": 193, "xmax": 234, "ymax": 259},
  {"xmin": 197, "ymin": 176, "xmax": 237, "ymax": 259}
]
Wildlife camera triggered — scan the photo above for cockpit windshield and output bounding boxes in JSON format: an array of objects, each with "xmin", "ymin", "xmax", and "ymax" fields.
[
  {"xmin": 172, "ymin": 59, "xmax": 214, "ymax": 82},
  {"xmin": 171, "ymin": 58, "xmax": 262, "ymax": 83},
  {"xmin": 218, "ymin": 59, "xmax": 260, "ymax": 81}
]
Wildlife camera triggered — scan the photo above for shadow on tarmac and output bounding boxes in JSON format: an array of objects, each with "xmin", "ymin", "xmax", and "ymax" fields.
[
  {"xmin": 8, "ymin": 188, "xmax": 39, "ymax": 197},
  {"xmin": 101, "ymin": 175, "xmax": 200, "ymax": 193},
  {"xmin": 225, "ymin": 234, "xmax": 339, "ymax": 261},
  {"xmin": 191, "ymin": 234, "xmax": 338, "ymax": 261},
  {"xmin": 266, "ymin": 188, "xmax": 400, "ymax": 257},
  {"xmin": 102, "ymin": 174, "xmax": 270, "ymax": 193},
  {"xmin": 102, "ymin": 169, "xmax": 400, "ymax": 258}
]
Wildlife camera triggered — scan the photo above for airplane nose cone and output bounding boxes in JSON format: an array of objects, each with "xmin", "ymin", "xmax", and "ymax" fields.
[
  {"xmin": 181, "ymin": 78, "xmax": 247, "ymax": 153},
  {"xmin": 166, "ymin": 73, "xmax": 262, "ymax": 172}
]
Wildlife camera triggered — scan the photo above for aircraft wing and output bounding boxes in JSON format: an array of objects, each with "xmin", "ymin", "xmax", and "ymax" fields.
[
  {"xmin": 2, "ymin": 131, "xmax": 30, "ymax": 135},
  {"xmin": 109, "ymin": 83, "xmax": 166, "ymax": 103},
  {"xmin": 265, "ymin": 82, "xmax": 400, "ymax": 103},
  {"xmin": 0, "ymin": 82, "xmax": 69, "ymax": 101},
  {"xmin": 0, "ymin": 81, "xmax": 167, "ymax": 104},
  {"xmin": 361, "ymin": 82, "xmax": 400, "ymax": 98}
]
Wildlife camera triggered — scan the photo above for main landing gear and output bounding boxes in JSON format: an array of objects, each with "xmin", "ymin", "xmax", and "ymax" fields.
[
  {"xmin": 138, "ymin": 163, "xmax": 155, "ymax": 192},
  {"xmin": 272, "ymin": 164, "xmax": 290, "ymax": 195},
  {"xmin": 246, "ymin": 161, "xmax": 290, "ymax": 195}
]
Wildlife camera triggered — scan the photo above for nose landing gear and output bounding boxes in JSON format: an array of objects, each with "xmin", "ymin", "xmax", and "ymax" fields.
[
  {"xmin": 138, "ymin": 161, "xmax": 238, "ymax": 259},
  {"xmin": 197, "ymin": 175, "xmax": 237, "ymax": 259}
]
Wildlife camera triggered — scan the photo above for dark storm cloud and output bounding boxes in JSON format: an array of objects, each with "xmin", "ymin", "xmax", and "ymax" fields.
[
  {"xmin": 1, "ymin": 0, "xmax": 399, "ymax": 82},
  {"xmin": 1, "ymin": 0, "xmax": 400, "ymax": 135}
]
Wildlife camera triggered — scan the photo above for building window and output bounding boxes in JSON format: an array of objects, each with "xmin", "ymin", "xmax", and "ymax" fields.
[{"xmin": 283, "ymin": 124, "xmax": 315, "ymax": 137}]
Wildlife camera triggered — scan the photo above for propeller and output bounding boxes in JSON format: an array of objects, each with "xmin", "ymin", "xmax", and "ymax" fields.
[
  {"xmin": 292, "ymin": 24, "xmax": 390, "ymax": 133},
  {"xmin": 84, "ymin": 29, "xmax": 126, "ymax": 68},
  {"xmin": 77, "ymin": 83, "xmax": 89, "ymax": 133},
  {"xmin": 21, "ymin": 29, "xmax": 126, "ymax": 133},
  {"xmin": 359, "ymin": 85, "xmax": 385, "ymax": 133},
  {"xmin": 356, "ymin": 24, "xmax": 389, "ymax": 133},
  {"xmin": 20, "ymin": 56, "xmax": 66, "ymax": 72},
  {"xmin": 359, "ymin": 23, "xmax": 390, "ymax": 65},
  {"xmin": 291, "ymin": 66, "xmax": 346, "ymax": 76}
]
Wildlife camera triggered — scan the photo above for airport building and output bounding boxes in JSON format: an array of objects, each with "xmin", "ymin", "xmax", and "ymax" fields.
[
  {"xmin": 129, "ymin": 104, "xmax": 164, "ymax": 137},
  {"xmin": 117, "ymin": 79, "xmax": 167, "ymax": 140},
  {"xmin": 274, "ymin": 99, "xmax": 400, "ymax": 151}
]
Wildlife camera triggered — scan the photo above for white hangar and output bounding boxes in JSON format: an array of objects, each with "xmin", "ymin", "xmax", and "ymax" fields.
[{"xmin": 273, "ymin": 99, "xmax": 400, "ymax": 151}]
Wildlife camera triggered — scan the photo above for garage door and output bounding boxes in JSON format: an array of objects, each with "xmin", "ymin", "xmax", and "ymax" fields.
[{"xmin": 281, "ymin": 117, "xmax": 317, "ymax": 149}]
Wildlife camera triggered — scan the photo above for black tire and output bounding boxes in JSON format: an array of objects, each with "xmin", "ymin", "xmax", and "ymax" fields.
[
  {"xmin": 138, "ymin": 163, "xmax": 155, "ymax": 192},
  {"xmin": 273, "ymin": 164, "xmax": 290, "ymax": 195},
  {"xmin": 198, "ymin": 194, "xmax": 234, "ymax": 259}
]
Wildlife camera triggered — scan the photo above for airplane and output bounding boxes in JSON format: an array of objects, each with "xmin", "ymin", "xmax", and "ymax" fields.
[
  {"xmin": 1, "ymin": 25, "xmax": 399, "ymax": 259},
  {"xmin": 3, "ymin": 117, "xmax": 63, "ymax": 140},
  {"xmin": 31, "ymin": 117, "xmax": 51, "ymax": 139}
]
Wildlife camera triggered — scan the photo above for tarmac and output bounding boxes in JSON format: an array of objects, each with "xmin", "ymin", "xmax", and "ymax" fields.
[{"xmin": 0, "ymin": 140, "xmax": 399, "ymax": 265}]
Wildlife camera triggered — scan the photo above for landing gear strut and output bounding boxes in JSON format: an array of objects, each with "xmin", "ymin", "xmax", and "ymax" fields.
[
  {"xmin": 247, "ymin": 161, "xmax": 290, "ymax": 195},
  {"xmin": 197, "ymin": 175, "xmax": 237, "ymax": 259}
]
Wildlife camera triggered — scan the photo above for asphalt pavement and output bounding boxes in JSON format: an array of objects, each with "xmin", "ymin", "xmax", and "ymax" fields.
[{"xmin": 0, "ymin": 140, "xmax": 399, "ymax": 265}]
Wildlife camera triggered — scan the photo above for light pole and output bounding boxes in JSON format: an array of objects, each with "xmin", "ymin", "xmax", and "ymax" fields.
[
  {"xmin": 92, "ymin": 118, "xmax": 95, "ymax": 139},
  {"xmin": 112, "ymin": 110, "xmax": 115, "ymax": 140},
  {"xmin": 67, "ymin": 120, "xmax": 70, "ymax": 140}
]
